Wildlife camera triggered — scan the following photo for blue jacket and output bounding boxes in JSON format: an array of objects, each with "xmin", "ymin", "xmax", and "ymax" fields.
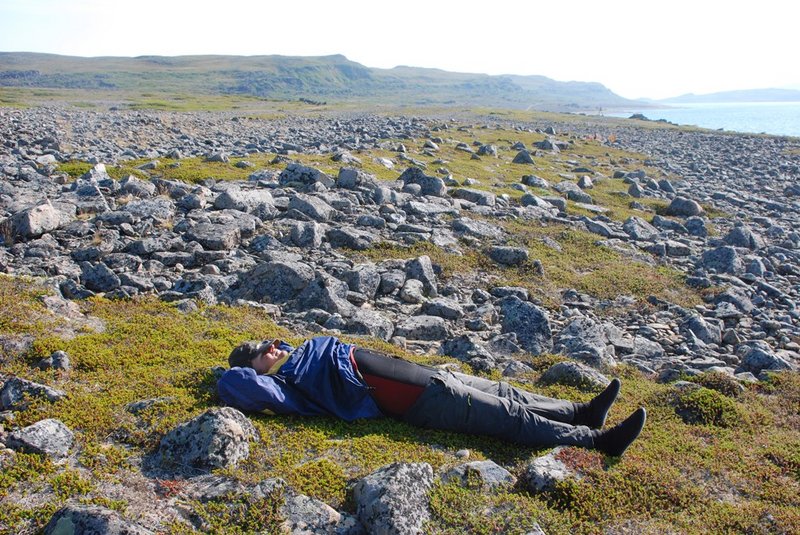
[{"xmin": 217, "ymin": 336, "xmax": 382, "ymax": 421}]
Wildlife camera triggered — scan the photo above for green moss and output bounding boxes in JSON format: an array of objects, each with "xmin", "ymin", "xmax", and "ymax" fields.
[
  {"xmin": 501, "ymin": 223, "xmax": 700, "ymax": 306},
  {"xmin": 353, "ymin": 240, "xmax": 487, "ymax": 279},
  {"xmin": 169, "ymin": 490, "xmax": 285, "ymax": 534},
  {"xmin": 50, "ymin": 468, "xmax": 93, "ymax": 499},
  {"xmin": 674, "ymin": 387, "xmax": 741, "ymax": 427},
  {"xmin": 79, "ymin": 442, "xmax": 132, "ymax": 476},
  {"xmin": 689, "ymin": 371, "xmax": 745, "ymax": 398},
  {"xmin": 427, "ymin": 480, "xmax": 557, "ymax": 534},
  {"xmin": 286, "ymin": 458, "xmax": 346, "ymax": 505},
  {"xmin": 57, "ymin": 160, "xmax": 95, "ymax": 179},
  {"xmin": 0, "ymin": 275, "xmax": 58, "ymax": 334},
  {"xmin": 0, "ymin": 453, "xmax": 55, "ymax": 498}
]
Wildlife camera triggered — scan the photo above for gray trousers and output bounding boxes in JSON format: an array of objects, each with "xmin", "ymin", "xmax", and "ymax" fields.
[{"xmin": 404, "ymin": 371, "xmax": 595, "ymax": 448}]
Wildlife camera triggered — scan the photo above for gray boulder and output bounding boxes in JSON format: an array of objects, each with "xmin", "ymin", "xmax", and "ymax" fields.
[
  {"xmin": 398, "ymin": 167, "xmax": 446, "ymax": 197},
  {"xmin": 213, "ymin": 187, "xmax": 275, "ymax": 215},
  {"xmin": 451, "ymin": 188, "xmax": 496, "ymax": 207},
  {"xmin": 632, "ymin": 336, "xmax": 665, "ymax": 360},
  {"xmin": 79, "ymin": 261, "xmax": 122, "ymax": 293},
  {"xmin": 738, "ymin": 341, "xmax": 796, "ymax": 375},
  {"xmin": 337, "ymin": 167, "xmax": 379, "ymax": 190},
  {"xmin": 442, "ymin": 460, "xmax": 516, "ymax": 489},
  {"xmin": 399, "ymin": 279, "xmax": 425, "ymax": 304},
  {"xmin": 724, "ymin": 225, "xmax": 765, "ymax": 250},
  {"xmin": 665, "ymin": 196, "xmax": 704, "ymax": 217},
  {"xmin": 553, "ymin": 316, "xmax": 616, "ymax": 368},
  {"xmin": 288, "ymin": 194, "xmax": 336, "ymax": 222},
  {"xmin": 488, "ymin": 246, "xmax": 529, "ymax": 266},
  {"xmin": 186, "ymin": 222, "xmax": 242, "ymax": 251},
  {"xmin": 290, "ymin": 221, "xmax": 324, "ymax": 248},
  {"xmin": 326, "ymin": 227, "xmax": 377, "ymax": 250},
  {"xmin": 520, "ymin": 194, "xmax": 555, "ymax": 210},
  {"xmin": 623, "ymin": 216, "xmax": 659, "ymax": 241},
  {"xmin": 295, "ymin": 272, "xmax": 355, "ymax": 317},
  {"xmin": 346, "ymin": 309, "xmax": 394, "ymax": 341},
  {"xmin": 539, "ymin": 361, "xmax": 610, "ymax": 389},
  {"xmin": 521, "ymin": 175, "xmax": 550, "ymax": 189},
  {"xmin": 451, "ymin": 217, "xmax": 504, "ymax": 240},
  {"xmin": 158, "ymin": 407, "xmax": 258, "ymax": 471},
  {"xmin": 1, "ymin": 377, "xmax": 67, "ymax": 410},
  {"xmin": 279, "ymin": 163, "xmax": 335, "ymax": 189},
  {"xmin": 6, "ymin": 418, "xmax": 74, "ymax": 458},
  {"xmin": 282, "ymin": 492, "xmax": 365, "ymax": 535},
  {"xmin": 120, "ymin": 175, "xmax": 156, "ymax": 197},
  {"xmin": 9, "ymin": 201, "xmax": 75, "ymax": 241},
  {"xmin": 701, "ymin": 246, "xmax": 744, "ymax": 275},
  {"xmin": 345, "ymin": 264, "xmax": 381, "ymax": 299},
  {"xmin": 714, "ymin": 286, "xmax": 754, "ymax": 313},
  {"xmin": 554, "ymin": 181, "xmax": 592, "ymax": 203},
  {"xmin": 522, "ymin": 447, "xmax": 583, "ymax": 493},
  {"xmin": 379, "ymin": 269, "xmax": 406, "ymax": 295},
  {"xmin": 512, "ymin": 150, "xmax": 535, "ymax": 164},
  {"xmin": 534, "ymin": 138, "xmax": 560, "ymax": 152},
  {"xmin": 421, "ymin": 298, "xmax": 464, "ymax": 320},
  {"xmin": 685, "ymin": 217, "xmax": 708, "ymax": 238},
  {"xmin": 500, "ymin": 296, "xmax": 552, "ymax": 355},
  {"xmin": 44, "ymin": 504, "xmax": 154, "ymax": 535},
  {"xmin": 394, "ymin": 315, "xmax": 449, "ymax": 341},
  {"xmin": 652, "ymin": 215, "xmax": 688, "ymax": 233},
  {"xmin": 235, "ymin": 261, "xmax": 315, "ymax": 303},
  {"xmin": 680, "ymin": 315, "xmax": 722, "ymax": 345},
  {"xmin": 441, "ymin": 334, "xmax": 494, "ymax": 364},
  {"xmin": 124, "ymin": 198, "xmax": 175, "ymax": 223},
  {"xmin": 353, "ymin": 462, "xmax": 435, "ymax": 535},
  {"xmin": 405, "ymin": 256, "xmax": 438, "ymax": 297}
]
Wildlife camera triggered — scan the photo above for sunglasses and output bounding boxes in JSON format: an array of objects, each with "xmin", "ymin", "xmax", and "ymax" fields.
[{"xmin": 256, "ymin": 339, "xmax": 282, "ymax": 354}]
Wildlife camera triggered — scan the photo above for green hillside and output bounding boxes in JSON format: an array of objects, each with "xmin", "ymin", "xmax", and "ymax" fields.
[{"xmin": 0, "ymin": 52, "xmax": 640, "ymax": 111}]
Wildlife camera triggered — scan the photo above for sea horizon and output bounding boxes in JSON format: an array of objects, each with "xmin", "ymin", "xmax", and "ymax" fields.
[{"xmin": 607, "ymin": 101, "xmax": 800, "ymax": 138}]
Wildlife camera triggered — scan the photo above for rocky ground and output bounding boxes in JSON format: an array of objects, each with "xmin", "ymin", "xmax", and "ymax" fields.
[{"xmin": 0, "ymin": 105, "xmax": 799, "ymax": 533}]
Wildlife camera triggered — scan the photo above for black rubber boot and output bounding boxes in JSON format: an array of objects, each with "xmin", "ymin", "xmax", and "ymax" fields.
[
  {"xmin": 573, "ymin": 378, "xmax": 621, "ymax": 428},
  {"xmin": 592, "ymin": 407, "xmax": 647, "ymax": 457}
]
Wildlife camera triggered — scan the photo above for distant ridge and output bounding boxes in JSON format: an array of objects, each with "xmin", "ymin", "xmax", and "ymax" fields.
[
  {"xmin": 0, "ymin": 51, "xmax": 643, "ymax": 111},
  {"xmin": 662, "ymin": 87, "xmax": 800, "ymax": 104}
]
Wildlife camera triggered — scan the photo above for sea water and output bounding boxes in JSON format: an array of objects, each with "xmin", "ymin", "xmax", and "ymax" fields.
[{"xmin": 608, "ymin": 101, "xmax": 800, "ymax": 137}]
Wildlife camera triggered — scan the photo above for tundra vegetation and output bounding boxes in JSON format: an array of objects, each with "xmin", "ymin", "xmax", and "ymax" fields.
[{"xmin": 0, "ymin": 102, "xmax": 798, "ymax": 534}]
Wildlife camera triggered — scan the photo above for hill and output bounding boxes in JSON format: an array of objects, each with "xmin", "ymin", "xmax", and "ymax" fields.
[
  {"xmin": 662, "ymin": 87, "xmax": 800, "ymax": 103},
  {"xmin": 0, "ymin": 51, "xmax": 641, "ymax": 111}
]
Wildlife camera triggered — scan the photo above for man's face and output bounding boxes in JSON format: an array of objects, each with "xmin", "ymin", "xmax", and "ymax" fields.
[{"xmin": 250, "ymin": 340, "xmax": 288, "ymax": 374}]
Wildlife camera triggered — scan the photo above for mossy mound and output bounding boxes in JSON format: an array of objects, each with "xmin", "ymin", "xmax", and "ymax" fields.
[{"xmin": 673, "ymin": 386, "xmax": 741, "ymax": 427}]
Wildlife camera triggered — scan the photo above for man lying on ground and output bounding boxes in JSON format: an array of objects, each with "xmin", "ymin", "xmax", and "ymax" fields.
[{"xmin": 217, "ymin": 336, "xmax": 646, "ymax": 456}]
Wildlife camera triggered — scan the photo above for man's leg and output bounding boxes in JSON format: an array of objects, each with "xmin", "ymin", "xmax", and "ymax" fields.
[
  {"xmin": 405, "ymin": 372, "xmax": 594, "ymax": 448},
  {"xmin": 449, "ymin": 371, "xmax": 577, "ymax": 423}
]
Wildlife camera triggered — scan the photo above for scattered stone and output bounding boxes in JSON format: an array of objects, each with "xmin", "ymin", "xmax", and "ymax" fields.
[
  {"xmin": 665, "ymin": 196, "xmax": 704, "ymax": 217},
  {"xmin": 6, "ymin": 418, "xmax": 74, "ymax": 458},
  {"xmin": 353, "ymin": 462, "xmax": 434, "ymax": 535},
  {"xmin": 539, "ymin": 361, "xmax": 610, "ymax": 389},
  {"xmin": 44, "ymin": 504, "xmax": 154, "ymax": 535},
  {"xmin": 500, "ymin": 296, "xmax": 552, "ymax": 355},
  {"xmin": 488, "ymin": 245, "xmax": 529, "ymax": 266},
  {"xmin": 512, "ymin": 150, "xmax": 535, "ymax": 164},
  {"xmin": 38, "ymin": 350, "xmax": 71, "ymax": 371},
  {"xmin": 522, "ymin": 447, "xmax": 582, "ymax": 493},
  {"xmin": 0, "ymin": 377, "xmax": 67, "ymax": 411},
  {"xmin": 442, "ymin": 460, "xmax": 516, "ymax": 489},
  {"xmin": 157, "ymin": 407, "xmax": 258, "ymax": 471}
]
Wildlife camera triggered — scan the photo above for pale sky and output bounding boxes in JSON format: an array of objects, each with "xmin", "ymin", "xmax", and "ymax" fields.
[{"xmin": 1, "ymin": 0, "xmax": 797, "ymax": 100}]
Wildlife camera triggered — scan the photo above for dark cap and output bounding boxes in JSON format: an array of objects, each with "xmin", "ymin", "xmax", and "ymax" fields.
[{"xmin": 228, "ymin": 340, "xmax": 272, "ymax": 369}]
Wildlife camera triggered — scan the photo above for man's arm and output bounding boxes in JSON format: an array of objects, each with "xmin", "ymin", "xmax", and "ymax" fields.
[{"xmin": 217, "ymin": 367, "xmax": 324, "ymax": 416}]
